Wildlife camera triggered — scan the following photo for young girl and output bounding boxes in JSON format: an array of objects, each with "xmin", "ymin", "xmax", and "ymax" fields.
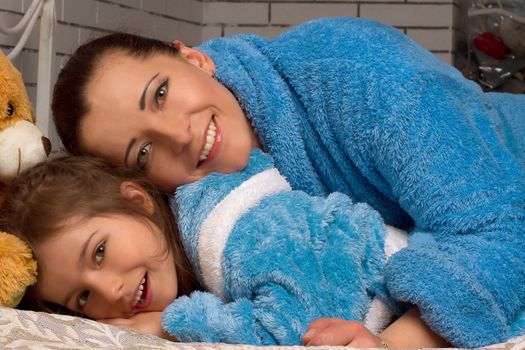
[
  {"xmin": 51, "ymin": 16, "xmax": 525, "ymax": 348},
  {"xmin": 0, "ymin": 154, "xmax": 452, "ymax": 348},
  {"xmin": 0, "ymin": 156, "xmax": 200, "ymax": 339}
]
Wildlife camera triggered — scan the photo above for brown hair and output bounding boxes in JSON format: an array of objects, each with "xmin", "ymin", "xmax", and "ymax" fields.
[
  {"xmin": 0, "ymin": 156, "xmax": 200, "ymax": 314},
  {"xmin": 52, "ymin": 32, "xmax": 178, "ymax": 156}
]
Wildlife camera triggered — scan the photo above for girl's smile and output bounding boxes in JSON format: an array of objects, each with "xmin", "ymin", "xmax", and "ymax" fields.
[
  {"xmin": 133, "ymin": 273, "xmax": 152, "ymax": 310},
  {"xmin": 33, "ymin": 213, "xmax": 178, "ymax": 320}
]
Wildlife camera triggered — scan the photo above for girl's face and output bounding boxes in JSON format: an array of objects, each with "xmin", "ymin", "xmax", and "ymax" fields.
[
  {"xmin": 79, "ymin": 46, "xmax": 259, "ymax": 191},
  {"xmin": 33, "ymin": 213, "xmax": 178, "ymax": 320}
]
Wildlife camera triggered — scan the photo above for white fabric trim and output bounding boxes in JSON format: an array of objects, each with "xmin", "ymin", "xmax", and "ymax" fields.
[
  {"xmin": 364, "ymin": 298, "xmax": 394, "ymax": 334},
  {"xmin": 197, "ymin": 168, "xmax": 292, "ymax": 298},
  {"xmin": 384, "ymin": 225, "xmax": 408, "ymax": 258},
  {"xmin": 363, "ymin": 225, "xmax": 408, "ymax": 332}
]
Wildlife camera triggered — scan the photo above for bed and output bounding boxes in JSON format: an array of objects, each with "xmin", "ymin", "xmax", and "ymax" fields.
[{"xmin": 1, "ymin": 307, "xmax": 524, "ymax": 350}]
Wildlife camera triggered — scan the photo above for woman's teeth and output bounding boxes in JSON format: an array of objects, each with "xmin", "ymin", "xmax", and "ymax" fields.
[
  {"xmin": 134, "ymin": 277, "xmax": 146, "ymax": 306},
  {"xmin": 199, "ymin": 119, "xmax": 216, "ymax": 161}
]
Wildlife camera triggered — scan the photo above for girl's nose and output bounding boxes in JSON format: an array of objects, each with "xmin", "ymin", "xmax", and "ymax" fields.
[{"xmin": 90, "ymin": 273, "xmax": 124, "ymax": 304}]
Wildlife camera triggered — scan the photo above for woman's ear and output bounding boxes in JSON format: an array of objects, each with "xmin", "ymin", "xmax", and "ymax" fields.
[
  {"xmin": 120, "ymin": 181, "xmax": 155, "ymax": 214},
  {"xmin": 173, "ymin": 40, "xmax": 216, "ymax": 76}
]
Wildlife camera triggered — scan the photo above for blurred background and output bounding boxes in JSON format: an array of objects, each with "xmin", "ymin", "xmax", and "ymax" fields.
[{"xmin": 2, "ymin": 0, "xmax": 523, "ymax": 153}]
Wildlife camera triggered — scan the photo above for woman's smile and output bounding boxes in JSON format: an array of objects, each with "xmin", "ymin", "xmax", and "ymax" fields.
[
  {"xmin": 198, "ymin": 116, "xmax": 221, "ymax": 168},
  {"xmin": 80, "ymin": 50, "xmax": 259, "ymax": 191}
]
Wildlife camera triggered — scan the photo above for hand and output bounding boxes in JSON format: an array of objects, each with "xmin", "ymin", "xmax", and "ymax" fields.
[
  {"xmin": 302, "ymin": 318, "xmax": 385, "ymax": 348},
  {"xmin": 100, "ymin": 311, "xmax": 176, "ymax": 341}
]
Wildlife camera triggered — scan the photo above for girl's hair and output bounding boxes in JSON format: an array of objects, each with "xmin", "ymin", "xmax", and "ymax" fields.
[
  {"xmin": 52, "ymin": 32, "xmax": 179, "ymax": 156},
  {"xmin": 0, "ymin": 156, "xmax": 200, "ymax": 313}
]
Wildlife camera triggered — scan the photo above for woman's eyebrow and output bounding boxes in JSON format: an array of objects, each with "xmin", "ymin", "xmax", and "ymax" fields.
[{"xmin": 139, "ymin": 73, "xmax": 160, "ymax": 110}]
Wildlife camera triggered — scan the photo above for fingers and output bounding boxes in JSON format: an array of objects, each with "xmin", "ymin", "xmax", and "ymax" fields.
[
  {"xmin": 303, "ymin": 319, "xmax": 365, "ymax": 346},
  {"xmin": 302, "ymin": 318, "xmax": 341, "ymax": 344}
]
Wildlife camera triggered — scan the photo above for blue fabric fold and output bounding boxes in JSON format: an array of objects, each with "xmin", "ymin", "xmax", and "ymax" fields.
[
  {"xmin": 194, "ymin": 17, "xmax": 525, "ymax": 347},
  {"xmin": 164, "ymin": 150, "xmax": 397, "ymax": 345}
]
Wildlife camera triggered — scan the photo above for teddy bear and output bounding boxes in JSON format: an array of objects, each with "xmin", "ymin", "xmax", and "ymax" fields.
[{"xmin": 0, "ymin": 50, "xmax": 51, "ymax": 307}]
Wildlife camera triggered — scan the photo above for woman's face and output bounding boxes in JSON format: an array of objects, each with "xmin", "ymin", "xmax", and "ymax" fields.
[
  {"xmin": 33, "ymin": 213, "xmax": 178, "ymax": 320},
  {"xmin": 80, "ymin": 47, "xmax": 258, "ymax": 191}
]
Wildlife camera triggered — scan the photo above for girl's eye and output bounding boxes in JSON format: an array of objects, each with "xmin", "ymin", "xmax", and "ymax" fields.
[
  {"xmin": 78, "ymin": 290, "xmax": 89, "ymax": 308},
  {"xmin": 136, "ymin": 143, "xmax": 152, "ymax": 170},
  {"xmin": 94, "ymin": 242, "xmax": 105, "ymax": 264},
  {"xmin": 155, "ymin": 81, "xmax": 168, "ymax": 107}
]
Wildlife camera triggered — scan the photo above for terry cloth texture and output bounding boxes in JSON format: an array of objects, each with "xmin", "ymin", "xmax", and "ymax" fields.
[
  {"xmin": 194, "ymin": 17, "xmax": 525, "ymax": 347},
  {"xmin": 164, "ymin": 149, "xmax": 407, "ymax": 345}
]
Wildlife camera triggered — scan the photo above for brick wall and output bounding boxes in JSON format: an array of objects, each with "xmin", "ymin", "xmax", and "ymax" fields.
[
  {"xmin": 0, "ymin": 0, "xmax": 470, "ymax": 150},
  {"xmin": 202, "ymin": 0, "xmax": 466, "ymax": 64}
]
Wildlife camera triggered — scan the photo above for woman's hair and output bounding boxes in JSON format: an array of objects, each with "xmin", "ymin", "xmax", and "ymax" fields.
[
  {"xmin": 52, "ymin": 32, "xmax": 179, "ymax": 156},
  {"xmin": 0, "ymin": 156, "xmax": 200, "ymax": 313}
]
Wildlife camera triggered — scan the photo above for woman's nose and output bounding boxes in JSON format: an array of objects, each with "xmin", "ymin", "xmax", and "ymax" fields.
[{"xmin": 161, "ymin": 116, "xmax": 193, "ymax": 152}]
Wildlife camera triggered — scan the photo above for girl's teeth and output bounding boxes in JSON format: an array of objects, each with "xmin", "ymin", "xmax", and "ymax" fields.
[{"xmin": 134, "ymin": 278, "xmax": 147, "ymax": 306}]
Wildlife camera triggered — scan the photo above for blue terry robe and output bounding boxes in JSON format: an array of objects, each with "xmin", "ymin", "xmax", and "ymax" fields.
[
  {"xmin": 193, "ymin": 17, "xmax": 525, "ymax": 347},
  {"xmin": 163, "ymin": 149, "xmax": 408, "ymax": 345}
]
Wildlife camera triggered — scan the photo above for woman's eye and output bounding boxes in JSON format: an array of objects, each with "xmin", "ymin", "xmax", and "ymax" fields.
[
  {"xmin": 136, "ymin": 143, "xmax": 152, "ymax": 170},
  {"xmin": 94, "ymin": 242, "xmax": 105, "ymax": 264},
  {"xmin": 78, "ymin": 291, "xmax": 89, "ymax": 308},
  {"xmin": 155, "ymin": 81, "xmax": 168, "ymax": 107}
]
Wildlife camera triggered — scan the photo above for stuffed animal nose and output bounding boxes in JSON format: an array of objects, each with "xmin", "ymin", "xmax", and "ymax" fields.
[{"xmin": 42, "ymin": 136, "xmax": 52, "ymax": 156}]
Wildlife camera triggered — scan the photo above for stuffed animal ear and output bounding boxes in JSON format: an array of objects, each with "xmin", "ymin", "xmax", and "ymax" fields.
[{"xmin": 0, "ymin": 232, "xmax": 37, "ymax": 308}]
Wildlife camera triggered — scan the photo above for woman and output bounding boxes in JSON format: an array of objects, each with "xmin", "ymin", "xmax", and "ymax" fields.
[{"xmin": 51, "ymin": 16, "xmax": 525, "ymax": 347}]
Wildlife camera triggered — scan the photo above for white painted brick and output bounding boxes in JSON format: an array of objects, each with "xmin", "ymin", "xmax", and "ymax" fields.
[
  {"xmin": 22, "ymin": 0, "xmax": 63, "ymax": 16},
  {"xmin": 0, "ymin": 0, "xmax": 23, "ymax": 12},
  {"xmin": 54, "ymin": 23, "xmax": 80, "ymax": 55},
  {"xmin": 106, "ymin": 0, "xmax": 141, "ymax": 9},
  {"xmin": 25, "ymin": 85, "xmax": 36, "ymax": 110},
  {"xmin": 97, "ymin": 2, "xmax": 153, "ymax": 35},
  {"xmin": 201, "ymin": 25, "xmax": 223, "ymax": 42},
  {"xmin": 0, "ymin": 11, "xmax": 23, "ymax": 47},
  {"xmin": 63, "ymin": 0, "xmax": 97, "ymax": 27},
  {"xmin": 407, "ymin": 0, "xmax": 453, "ymax": 3},
  {"xmin": 224, "ymin": 25, "xmax": 288, "ymax": 38},
  {"xmin": 433, "ymin": 52, "xmax": 453, "ymax": 64},
  {"xmin": 142, "ymin": 0, "xmax": 166, "ymax": 14},
  {"xmin": 166, "ymin": 0, "xmax": 202, "ymax": 23},
  {"xmin": 360, "ymin": 4, "xmax": 455, "ymax": 27},
  {"xmin": 271, "ymin": 3, "xmax": 357, "ymax": 26},
  {"xmin": 4, "ymin": 53, "xmax": 22, "ymax": 72},
  {"xmin": 152, "ymin": 16, "xmax": 182, "ymax": 43},
  {"xmin": 20, "ymin": 51, "xmax": 38, "ymax": 85},
  {"xmin": 407, "ymin": 28, "xmax": 453, "ymax": 51},
  {"xmin": 177, "ymin": 21, "xmax": 203, "ymax": 47},
  {"xmin": 79, "ymin": 28, "xmax": 108, "ymax": 46},
  {"xmin": 203, "ymin": 2, "xmax": 268, "ymax": 25},
  {"xmin": 154, "ymin": 17, "xmax": 202, "ymax": 46},
  {"xmin": 315, "ymin": 0, "xmax": 398, "ymax": 2}
]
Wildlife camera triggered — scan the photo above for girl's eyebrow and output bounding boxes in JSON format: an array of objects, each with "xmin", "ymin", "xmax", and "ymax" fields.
[
  {"xmin": 63, "ymin": 230, "xmax": 99, "ymax": 307},
  {"xmin": 78, "ymin": 230, "xmax": 98, "ymax": 268},
  {"xmin": 139, "ymin": 73, "xmax": 160, "ymax": 110}
]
